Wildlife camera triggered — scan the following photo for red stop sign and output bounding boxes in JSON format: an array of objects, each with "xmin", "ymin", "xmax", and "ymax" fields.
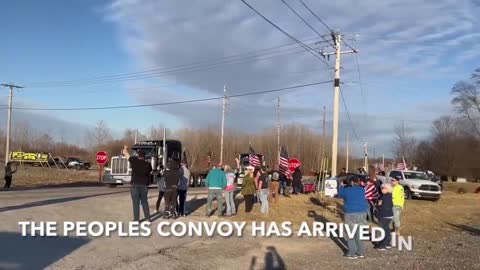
[
  {"xmin": 96, "ymin": 151, "xmax": 108, "ymax": 165},
  {"xmin": 288, "ymin": 158, "xmax": 301, "ymax": 172}
]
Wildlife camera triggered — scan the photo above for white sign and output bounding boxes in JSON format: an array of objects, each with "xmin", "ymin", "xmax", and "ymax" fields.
[{"xmin": 324, "ymin": 178, "xmax": 338, "ymax": 197}]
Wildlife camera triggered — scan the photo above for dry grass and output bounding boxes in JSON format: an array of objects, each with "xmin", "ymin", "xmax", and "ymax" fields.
[
  {"xmin": 231, "ymin": 191, "xmax": 480, "ymax": 240},
  {"xmin": 2, "ymin": 166, "xmax": 99, "ymax": 188},
  {"xmin": 443, "ymin": 181, "xmax": 480, "ymax": 193}
]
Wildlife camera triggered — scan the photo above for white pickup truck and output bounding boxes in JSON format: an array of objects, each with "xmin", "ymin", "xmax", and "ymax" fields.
[{"xmin": 378, "ymin": 170, "xmax": 442, "ymax": 201}]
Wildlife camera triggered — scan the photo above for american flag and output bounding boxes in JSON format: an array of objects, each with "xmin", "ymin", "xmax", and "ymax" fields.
[
  {"xmin": 249, "ymin": 146, "xmax": 260, "ymax": 167},
  {"xmin": 396, "ymin": 157, "xmax": 407, "ymax": 170},
  {"xmin": 365, "ymin": 182, "xmax": 379, "ymax": 200},
  {"xmin": 279, "ymin": 145, "xmax": 291, "ymax": 178}
]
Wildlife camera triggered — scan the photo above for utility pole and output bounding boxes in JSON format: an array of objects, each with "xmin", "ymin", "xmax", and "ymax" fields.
[
  {"xmin": 321, "ymin": 106, "xmax": 326, "ymax": 168},
  {"xmin": 321, "ymin": 33, "xmax": 357, "ymax": 177},
  {"xmin": 277, "ymin": 97, "xmax": 281, "ymax": 168},
  {"xmin": 1, "ymin": 83, "xmax": 23, "ymax": 166},
  {"xmin": 382, "ymin": 153, "xmax": 385, "ymax": 169},
  {"xmin": 220, "ymin": 85, "xmax": 227, "ymax": 166},
  {"xmin": 346, "ymin": 132, "xmax": 349, "ymax": 173},
  {"xmin": 363, "ymin": 142, "xmax": 369, "ymax": 172}
]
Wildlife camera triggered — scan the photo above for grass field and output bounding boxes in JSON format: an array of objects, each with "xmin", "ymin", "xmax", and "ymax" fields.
[
  {"xmin": 1, "ymin": 166, "xmax": 99, "ymax": 188},
  {"xmin": 231, "ymin": 191, "xmax": 480, "ymax": 240}
]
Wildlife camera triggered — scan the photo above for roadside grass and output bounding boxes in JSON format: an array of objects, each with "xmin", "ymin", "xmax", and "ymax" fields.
[
  {"xmin": 1, "ymin": 166, "xmax": 98, "ymax": 188},
  {"xmin": 230, "ymin": 191, "xmax": 480, "ymax": 240},
  {"xmin": 443, "ymin": 182, "xmax": 480, "ymax": 193}
]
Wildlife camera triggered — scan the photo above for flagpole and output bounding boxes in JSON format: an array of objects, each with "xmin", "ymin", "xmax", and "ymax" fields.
[{"xmin": 277, "ymin": 97, "xmax": 281, "ymax": 169}]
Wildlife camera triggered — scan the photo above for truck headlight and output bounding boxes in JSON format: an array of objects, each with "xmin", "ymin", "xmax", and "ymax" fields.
[{"xmin": 410, "ymin": 185, "xmax": 418, "ymax": 189}]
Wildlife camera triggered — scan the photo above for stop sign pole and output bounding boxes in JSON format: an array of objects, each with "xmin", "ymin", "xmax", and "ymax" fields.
[{"xmin": 96, "ymin": 151, "xmax": 108, "ymax": 182}]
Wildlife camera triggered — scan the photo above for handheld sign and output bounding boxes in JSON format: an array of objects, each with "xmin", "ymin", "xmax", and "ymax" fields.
[{"xmin": 288, "ymin": 158, "xmax": 301, "ymax": 172}]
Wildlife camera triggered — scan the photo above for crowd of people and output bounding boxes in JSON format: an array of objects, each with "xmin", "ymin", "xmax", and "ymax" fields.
[
  {"xmin": 206, "ymin": 163, "xmax": 300, "ymax": 217},
  {"xmin": 338, "ymin": 171, "xmax": 405, "ymax": 259},
  {"xmin": 123, "ymin": 145, "xmax": 191, "ymax": 221}
]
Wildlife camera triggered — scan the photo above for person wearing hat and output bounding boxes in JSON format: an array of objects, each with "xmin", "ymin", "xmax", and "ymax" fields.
[
  {"xmin": 391, "ymin": 176, "xmax": 405, "ymax": 235},
  {"xmin": 338, "ymin": 175, "xmax": 368, "ymax": 259},
  {"xmin": 241, "ymin": 166, "xmax": 256, "ymax": 213}
]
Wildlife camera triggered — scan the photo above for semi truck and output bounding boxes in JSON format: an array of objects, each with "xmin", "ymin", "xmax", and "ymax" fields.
[{"xmin": 102, "ymin": 139, "xmax": 182, "ymax": 187}]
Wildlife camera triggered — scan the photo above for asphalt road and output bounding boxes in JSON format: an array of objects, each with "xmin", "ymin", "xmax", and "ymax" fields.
[{"xmin": 0, "ymin": 186, "xmax": 338, "ymax": 270}]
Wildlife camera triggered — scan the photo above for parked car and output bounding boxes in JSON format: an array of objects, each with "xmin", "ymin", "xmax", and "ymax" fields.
[{"xmin": 66, "ymin": 157, "xmax": 91, "ymax": 170}]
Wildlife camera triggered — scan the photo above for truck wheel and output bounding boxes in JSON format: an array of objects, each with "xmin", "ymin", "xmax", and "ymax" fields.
[
  {"xmin": 404, "ymin": 188, "xmax": 412, "ymax": 200},
  {"xmin": 108, "ymin": 184, "xmax": 117, "ymax": 188}
]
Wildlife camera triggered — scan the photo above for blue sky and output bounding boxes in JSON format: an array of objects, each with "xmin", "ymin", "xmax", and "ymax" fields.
[{"xmin": 1, "ymin": 0, "xmax": 479, "ymax": 155}]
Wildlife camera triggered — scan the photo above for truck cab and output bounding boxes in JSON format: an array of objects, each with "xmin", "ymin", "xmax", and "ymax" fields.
[{"xmin": 102, "ymin": 140, "xmax": 182, "ymax": 187}]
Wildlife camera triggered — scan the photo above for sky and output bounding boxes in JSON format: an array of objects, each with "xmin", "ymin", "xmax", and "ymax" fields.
[{"xmin": 0, "ymin": 0, "xmax": 479, "ymax": 156}]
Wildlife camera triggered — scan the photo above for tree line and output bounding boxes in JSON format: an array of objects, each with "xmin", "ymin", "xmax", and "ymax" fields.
[{"xmin": 394, "ymin": 68, "xmax": 480, "ymax": 180}]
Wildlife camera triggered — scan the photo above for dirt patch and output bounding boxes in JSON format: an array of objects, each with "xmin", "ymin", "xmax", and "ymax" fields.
[{"xmin": 443, "ymin": 182, "xmax": 480, "ymax": 193}]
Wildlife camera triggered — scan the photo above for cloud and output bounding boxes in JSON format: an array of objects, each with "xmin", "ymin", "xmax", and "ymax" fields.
[{"xmin": 104, "ymin": 0, "xmax": 480, "ymax": 154}]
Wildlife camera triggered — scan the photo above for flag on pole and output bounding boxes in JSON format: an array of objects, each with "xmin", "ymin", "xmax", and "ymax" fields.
[
  {"xmin": 279, "ymin": 145, "xmax": 291, "ymax": 178},
  {"xmin": 248, "ymin": 146, "xmax": 260, "ymax": 167},
  {"xmin": 396, "ymin": 157, "xmax": 407, "ymax": 170},
  {"xmin": 182, "ymin": 150, "xmax": 189, "ymax": 168}
]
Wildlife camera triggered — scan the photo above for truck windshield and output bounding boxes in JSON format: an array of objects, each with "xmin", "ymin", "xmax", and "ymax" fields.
[
  {"xmin": 131, "ymin": 147, "xmax": 157, "ymax": 158},
  {"xmin": 403, "ymin": 172, "xmax": 428, "ymax": 180}
]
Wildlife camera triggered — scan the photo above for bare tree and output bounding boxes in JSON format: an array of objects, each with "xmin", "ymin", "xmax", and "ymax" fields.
[
  {"xmin": 86, "ymin": 120, "xmax": 113, "ymax": 148},
  {"xmin": 392, "ymin": 122, "xmax": 417, "ymax": 163},
  {"xmin": 451, "ymin": 68, "xmax": 480, "ymax": 137}
]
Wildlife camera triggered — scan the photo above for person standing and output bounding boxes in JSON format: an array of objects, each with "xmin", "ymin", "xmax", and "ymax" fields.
[
  {"xmin": 224, "ymin": 165, "xmax": 236, "ymax": 216},
  {"xmin": 177, "ymin": 162, "xmax": 190, "ymax": 217},
  {"xmin": 392, "ymin": 176, "xmax": 405, "ymax": 235},
  {"xmin": 365, "ymin": 179, "xmax": 379, "ymax": 223},
  {"xmin": 4, "ymin": 162, "xmax": 17, "ymax": 189},
  {"xmin": 205, "ymin": 165, "xmax": 227, "ymax": 217},
  {"xmin": 338, "ymin": 176, "xmax": 368, "ymax": 259},
  {"xmin": 155, "ymin": 169, "xmax": 166, "ymax": 213},
  {"xmin": 376, "ymin": 184, "xmax": 394, "ymax": 250},
  {"xmin": 270, "ymin": 170, "xmax": 281, "ymax": 203},
  {"xmin": 241, "ymin": 166, "xmax": 255, "ymax": 213},
  {"xmin": 164, "ymin": 160, "xmax": 180, "ymax": 219},
  {"xmin": 258, "ymin": 166, "xmax": 269, "ymax": 214},
  {"xmin": 123, "ymin": 145, "xmax": 152, "ymax": 222},
  {"xmin": 292, "ymin": 167, "xmax": 303, "ymax": 195}
]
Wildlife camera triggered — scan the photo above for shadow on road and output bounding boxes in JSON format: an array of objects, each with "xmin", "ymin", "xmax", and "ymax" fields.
[
  {"xmin": 308, "ymin": 197, "xmax": 348, "ymax": 254},
  {"xmin": 0, "ymin": 232, "xmax": 90, "ymax": 270},
  {"xmin": 446, "ymin": 223, "xmax": 480, "ymax": 236},
  {"xmin": 0, "ymin": 190, "xmax": 128, "ymax": 213},
  {"xmin": 250, "ymin": 246, "xmax": 286, "ymax": 270}
]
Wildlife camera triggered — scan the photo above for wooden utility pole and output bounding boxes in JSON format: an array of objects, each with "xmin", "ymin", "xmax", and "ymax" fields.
[
  {"xmin": 346, "ymin": 132, "xmax": 349, "ymax": 173},
  {"xmin": 277, "ymin": 97, "xmax": 281, "ymax": 168},
  {"xmin": 220, "ymin": 85, "xmax": 227, "ymax": 165},
  {"xmin": 1, "ymin": 83, "xmax": 24, "ymax": 166}
]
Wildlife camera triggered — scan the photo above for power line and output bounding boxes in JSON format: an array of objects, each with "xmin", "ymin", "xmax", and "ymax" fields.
[
  {"xmin": 297, "ymin": 0, "xmax": 357, "ymax": 52},
  {"xmin": 240, "ymin": 0, "xmax": 331, "ymax": 68},
  {"xmin": 10, "ymin": 80, "xmax": 332, "ymax": 111},
  {"xmin": 26, "ymin": 37, "xmax": 331, "ymax": 88},
  {"xmin": 354, "ymin": 52, "xmax": 368, "ymax": 128},
  {"xmin": 339, "ymin": 86, "xmax": 361, "ymax": 143},
  {"xmin": 280, "ymin": 0, "xmax": 334, "ymax": 47}
]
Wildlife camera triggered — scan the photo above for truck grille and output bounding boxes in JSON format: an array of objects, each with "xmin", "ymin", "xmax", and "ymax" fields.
[
  {"xmin": 419, "ymin": 185, "xmax": 440, "ymax": 191},
  {"xmin": 111, "ymin": 157, "xmax": 129, "ymax": 174}
]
